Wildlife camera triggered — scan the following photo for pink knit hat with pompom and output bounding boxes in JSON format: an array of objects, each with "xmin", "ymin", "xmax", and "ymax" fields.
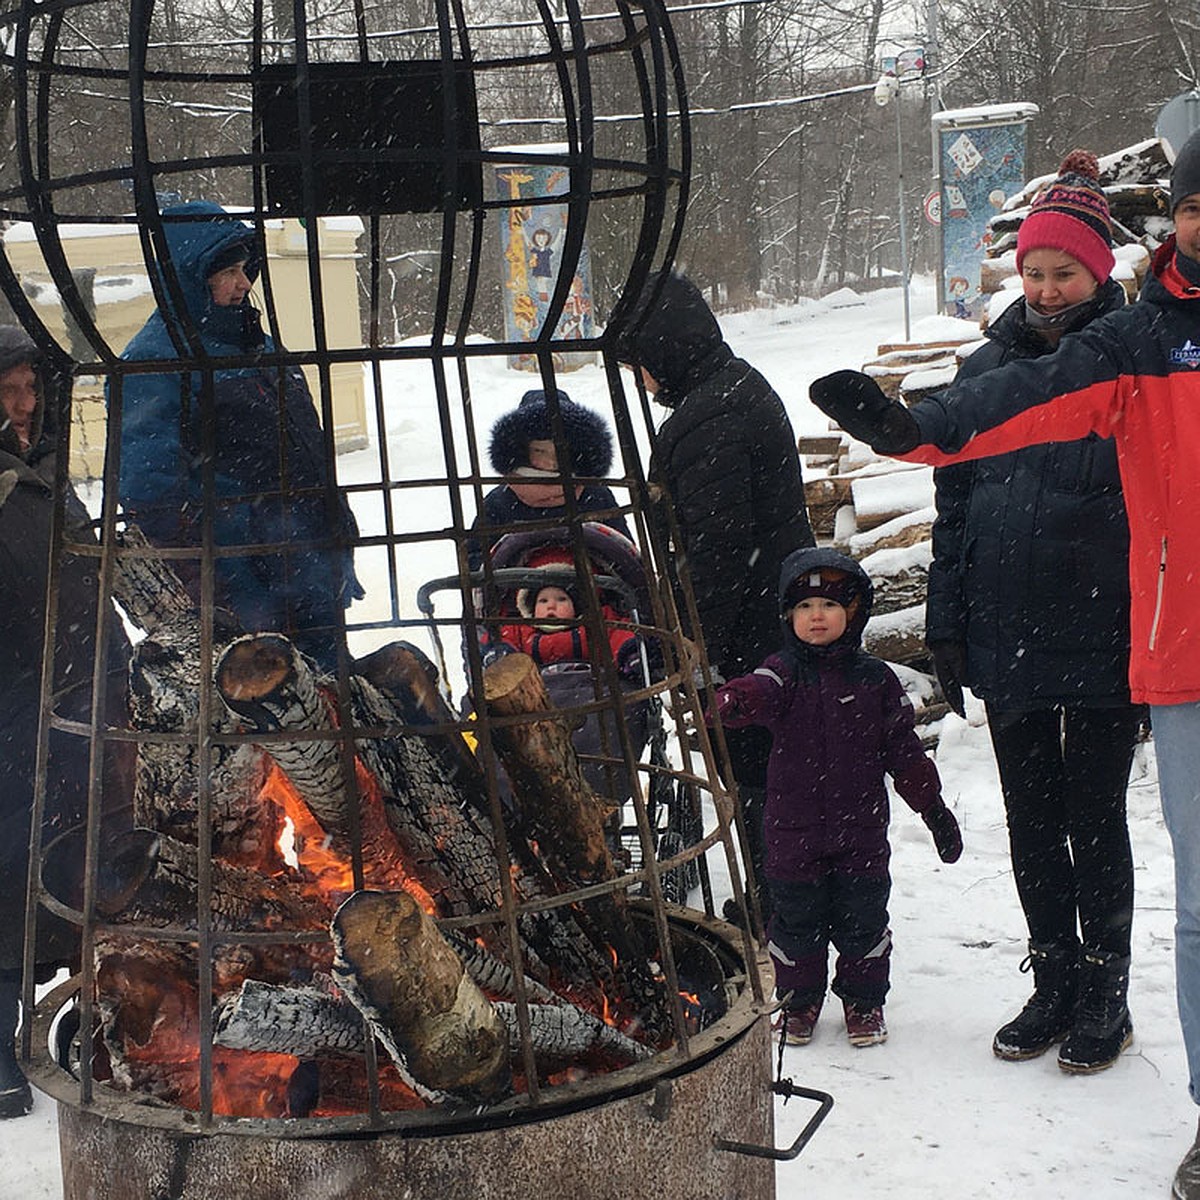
[{"xmin": 1015, "ymin": 150, "xmax": 1115, "ymax": 284}]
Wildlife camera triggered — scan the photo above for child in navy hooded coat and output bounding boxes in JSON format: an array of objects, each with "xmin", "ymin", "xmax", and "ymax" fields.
[{"xmin": 713, "ymin": 547, "xmax": 961, "ymax": 1047}]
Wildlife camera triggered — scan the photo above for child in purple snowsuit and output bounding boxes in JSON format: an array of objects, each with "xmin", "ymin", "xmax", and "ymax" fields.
[{"xmin": 713, "ymin": 546, "xmax": 962, "ymax": 1047}]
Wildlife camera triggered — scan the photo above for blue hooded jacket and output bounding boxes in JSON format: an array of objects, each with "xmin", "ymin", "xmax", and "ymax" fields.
[{"xmin": 112, "ymin": 201, "xmax": 361, "ymax": 669}]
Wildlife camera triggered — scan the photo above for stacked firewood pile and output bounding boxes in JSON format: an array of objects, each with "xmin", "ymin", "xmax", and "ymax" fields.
[{"xmin": 82, "ymin": 530, "xmax": 673, "ymax": 1119}]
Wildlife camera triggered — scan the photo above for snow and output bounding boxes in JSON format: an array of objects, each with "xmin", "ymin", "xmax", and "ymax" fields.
[
  {"xmin": 850, "ymin": 465, "xmax": 934, "ymax": 523},
  {"xmin": 3, "ymin": 276, "xmax": 1192, "ymax": 1198}
]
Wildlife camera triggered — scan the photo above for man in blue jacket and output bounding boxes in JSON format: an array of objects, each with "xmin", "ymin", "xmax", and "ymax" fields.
[{"xmin": 112, "ymin": 201, "xmax": 362, "ymax": 671}]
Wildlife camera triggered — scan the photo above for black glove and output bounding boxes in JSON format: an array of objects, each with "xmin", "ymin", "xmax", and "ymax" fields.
[
  {"xmin": 617, "ymin": 637, "xmax": 648, "ymax": 682},
  {"xmin": 479, "ymin": 636, "xmax": 516, "ymax": 669},
  {"xmin": 927, "ymin": 639, "xmax": 967, "ymax": 719},
  {"xmin": 922, "ymin": 802, "xmax": 963, "ymax": 864},
  {"xmin": 809, "ymin": 370, "xmax": 922, "ymax": 454}
]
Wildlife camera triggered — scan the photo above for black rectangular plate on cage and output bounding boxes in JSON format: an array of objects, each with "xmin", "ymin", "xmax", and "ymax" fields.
[{"xmin": 254, "ymin": 61, "xmax": 483, "ymax": 216}]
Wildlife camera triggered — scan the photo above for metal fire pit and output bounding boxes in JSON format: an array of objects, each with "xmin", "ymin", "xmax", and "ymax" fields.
[
  {"xmin": 26, "ymin": 911, "xmax": 823, "ymax": 1200},
  {"xmin": 0, "ymin": 3, "xmax": 831, "ymax": 1196}
]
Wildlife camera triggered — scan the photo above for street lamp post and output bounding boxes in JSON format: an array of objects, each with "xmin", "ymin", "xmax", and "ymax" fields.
[{"xmin": 874, "ymin": 72, "xmax": 911, "ymax": 341}]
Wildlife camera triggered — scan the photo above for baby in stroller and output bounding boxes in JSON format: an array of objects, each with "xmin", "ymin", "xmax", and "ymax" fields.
[
  {"xmin": 418, "ymin": 521, "xmax": 698, "ymax": 895},
  {"xmin": 483, "ymin": 523, "xmax": 655, "ymax": 816}
]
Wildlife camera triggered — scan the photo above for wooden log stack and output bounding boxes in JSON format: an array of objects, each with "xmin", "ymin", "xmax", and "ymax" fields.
[{"xmin": 91, "ymin": 537, "xmax": 671, "ymax": 1118}]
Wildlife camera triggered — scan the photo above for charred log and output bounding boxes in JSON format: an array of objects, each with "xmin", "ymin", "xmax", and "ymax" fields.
[
  {"xmin": 481, "ymin": 653, "xmax": 670, "ymax": 1042},
  {"xmin": 216, "ymin": 635, "xmax": 355, "ymax": 850},
  {"xmin": 110, "ymin": 523, "xmax": 200, "ymax": 636},
  {"xmin": 330, "ymin": 890, "xmax": 511, "ymax": 1105},
  {"xmin": 127, "ymin": 630, "xmax": 278, "ymax": 861},
  {"xmin": 349, "ymin": 671, "xmax": 619, "ymax": 1002},
  {"xmin": 214, "ymin": 978, "xmax": 651, "ymax": 1068},
  {"xmin": 214, "ymin": 978, "xmax": 366, "ymax": 1059},
  {"xmin": 104, "ymin": 829, "xmax": 328, "ymax": 933}
]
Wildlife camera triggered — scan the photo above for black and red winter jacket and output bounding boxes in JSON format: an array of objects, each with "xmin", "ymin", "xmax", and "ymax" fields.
[{"xmin": 900, "ymin": 237, "xmax": 1200, "ymax": 706}]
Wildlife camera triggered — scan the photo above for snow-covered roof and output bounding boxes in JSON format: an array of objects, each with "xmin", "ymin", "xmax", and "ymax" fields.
[{"xmin": 932, "ymin": 102, "xmax": 1039, "ymax": 128}]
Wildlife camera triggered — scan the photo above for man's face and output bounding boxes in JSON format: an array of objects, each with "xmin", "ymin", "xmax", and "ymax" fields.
[
  {"xmin": 1174, "ymin": 194, "xmax": 1200, "ymax": 263},
  {"xmin": 208, "ymin": 260, "xmax": 252, "ymax": 307},
  {"xmin": 0, "ymin": 361, "xmax": 38, "ymax": 451}
]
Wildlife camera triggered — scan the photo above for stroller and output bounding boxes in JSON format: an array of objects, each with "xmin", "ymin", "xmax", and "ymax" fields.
[{"xmin": 416, "ymin": 522, "xmax": 702, "ymax": 904}]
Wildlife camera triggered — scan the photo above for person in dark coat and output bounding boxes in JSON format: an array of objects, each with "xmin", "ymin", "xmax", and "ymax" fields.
[
  {"xmin": 113, "ymin": 200, "xmax": 363, "ymax": 673},
  {"xmin": 615, "ymin": 270, "xmax": 815, "ymax": 920},
  {"xmin": 712, "ymin": 547, "xmax": 961, "ymax": 1047},
  {"xmin": 925, "ymin": 152, "xmax": 1144, "ymax": 1075},
  {"xmin": 0, "ymin": 327, "xmax": 129, "ymax": 1118},
  {"xmin": 467, "ymin": 387, "xmax": 631, "ymax": 571}
]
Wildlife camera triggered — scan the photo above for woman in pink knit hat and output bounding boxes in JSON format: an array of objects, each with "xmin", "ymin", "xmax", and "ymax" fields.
[{"xmin": 925, "ymin": 151, "xmax": 1144, "ymax": 1075}]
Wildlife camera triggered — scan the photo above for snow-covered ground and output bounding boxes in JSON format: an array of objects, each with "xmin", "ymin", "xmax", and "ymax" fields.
[{"xmin": 4, "ymin": 276, "xmax": 1193, "ymax": 1198}]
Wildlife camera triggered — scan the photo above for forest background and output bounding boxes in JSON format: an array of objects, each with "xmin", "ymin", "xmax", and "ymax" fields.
[{"xmin": 1, "ymin": 0, "xmax": 1196, "ymax": 330}]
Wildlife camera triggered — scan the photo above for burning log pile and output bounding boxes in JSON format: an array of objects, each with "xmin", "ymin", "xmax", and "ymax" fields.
[{"xmin": 86, "ymin": 530, "xmax": 671, "ymax": 1119}]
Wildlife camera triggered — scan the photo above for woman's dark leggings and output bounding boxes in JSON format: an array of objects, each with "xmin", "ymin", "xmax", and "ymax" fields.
[{"xmin": 986, "ymin": 703, "xmax": 1144, "ymax": 957}]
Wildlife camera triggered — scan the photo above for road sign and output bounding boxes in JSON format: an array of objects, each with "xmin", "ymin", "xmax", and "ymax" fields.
[
  {"xmin": 923, "ymin": 190, "xmax": 941, "ymax": 225},
  {"xmin": 1157, "ymin": 91, "xmax": 1200, "ymax": 161}
]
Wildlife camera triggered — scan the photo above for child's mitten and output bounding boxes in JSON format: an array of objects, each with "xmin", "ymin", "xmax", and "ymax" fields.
[{"xmin": 922, "ymin": 802, "xmax": 962, "ymax": 863}]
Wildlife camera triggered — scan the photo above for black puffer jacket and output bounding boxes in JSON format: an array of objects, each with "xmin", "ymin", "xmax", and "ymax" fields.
[
  {"xmin": 0, "ymin": 335, "xmax": 129, "ymax": 973},
  {"xmin": 925, "ymin": 280, "xmax": 1132, "ymax": 708},
  {"xmin": 617, "ymin": 271, "xmax": 814, "ymax": 675}
]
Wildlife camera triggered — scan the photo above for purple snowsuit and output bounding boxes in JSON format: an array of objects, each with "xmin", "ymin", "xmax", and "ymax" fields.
[{"xmin": 713, "ymin": 547, "xmax": 943, "ymax": 1007}]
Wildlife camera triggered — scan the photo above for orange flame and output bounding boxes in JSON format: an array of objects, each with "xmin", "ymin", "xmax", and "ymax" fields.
[{"xmin": 260, "ymin": 759, "xmax": 437, "ymax": 915}]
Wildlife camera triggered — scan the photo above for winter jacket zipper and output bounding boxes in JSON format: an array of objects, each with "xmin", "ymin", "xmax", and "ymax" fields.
[{"xmin": 1149, "ymin": 537, "xmax": 1167, "ymax": 652}]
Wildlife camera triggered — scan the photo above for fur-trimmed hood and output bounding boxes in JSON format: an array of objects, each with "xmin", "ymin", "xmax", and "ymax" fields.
[{"xmin": 488, "ymin": 389, "xmax": 613, "ymax": 477}]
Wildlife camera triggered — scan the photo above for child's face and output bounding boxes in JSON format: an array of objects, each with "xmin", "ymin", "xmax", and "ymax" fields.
[
  {"xmin": 527, "ymin": 439, "xmax": 558, "ymax": 471},
  {"xmin": 791, "ymin": 597, "xmax": 847, "ymax": 646},
  {"xmin": 534, "ymin": 586, "xmax": 575, "ymax": 620}
]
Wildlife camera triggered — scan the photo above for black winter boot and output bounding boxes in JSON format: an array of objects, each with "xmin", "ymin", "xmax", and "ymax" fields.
[
  {"xmin": 1057, "ymin": 947, "xmax": 1133, "ymax": 1074},
  {"xmin": 1173, "ymin": 1115, "xmax": 1200, "ymax": 1199},
  {"xmin": 992, "ymin": 941, "xmax": 1079, "ymax": 1061},
  {"xmin": 0, "ymin": 977, "xmax": 32, "ymax": 1119}
]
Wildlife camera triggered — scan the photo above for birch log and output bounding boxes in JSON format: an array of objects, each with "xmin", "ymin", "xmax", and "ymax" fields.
[
  {"xmin": 331, "ymin": 890, "xmax": 511, "ymax": 1105},
  {"xmin": 481, "ymin": 651, "xmax": 615, "ymax": 888}
]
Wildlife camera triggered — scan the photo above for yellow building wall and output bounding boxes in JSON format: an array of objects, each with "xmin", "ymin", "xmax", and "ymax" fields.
[{"xmin": 3, "ymin": 218, "xmax": 367, "ymax": 480}]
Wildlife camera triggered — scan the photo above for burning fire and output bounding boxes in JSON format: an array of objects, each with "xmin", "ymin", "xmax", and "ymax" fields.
[{"xmin": 261, "ymin": 759, "xmax": 436, "ymax": 914}]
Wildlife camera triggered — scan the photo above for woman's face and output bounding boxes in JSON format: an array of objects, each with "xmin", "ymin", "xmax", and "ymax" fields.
[{"xmin": 1020, "ymin": 248, "xmax": 1099, "ymax": 315}]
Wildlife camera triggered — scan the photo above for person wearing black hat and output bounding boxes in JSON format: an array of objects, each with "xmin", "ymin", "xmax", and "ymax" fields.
[
  {"xmin": 926, "ymin": 151, "xmax": 1143, "ymax": 1075},
  {"xmin": 0, "ymin": 327, "xmax": 130, "ymax": 1118},
  {"xmin": 711, "ymin": 546, "xmax": 960, "ymax": 1049},
  {"xmin": 807, "ymin": 128, "xmax": 1200, "ymax": 1199},
  {"xmin": 114, "ymin": 201, "xmax": 363, "ymax": 672},
  {"xmin": 615, "ymin": 269, "xmax": 815, "ymax": 925},
  {"xmin": 467, "ymin": 387, "xmax": 631, "ymax": 572}
]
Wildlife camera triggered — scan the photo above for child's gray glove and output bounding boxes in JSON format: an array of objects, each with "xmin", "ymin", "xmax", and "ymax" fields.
[{"xmin": 922, "ymin": 802, "xmax": 962, "ymax": 863}]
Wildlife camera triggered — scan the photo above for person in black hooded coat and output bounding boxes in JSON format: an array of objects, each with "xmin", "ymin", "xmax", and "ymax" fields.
[
  {"xmin": 0, "ymin": 327, "xmax": 130, "ymax": 1117},
  {"xmin": 616, "ymin": 270, "xmax": 815, "ymax": 919}
]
